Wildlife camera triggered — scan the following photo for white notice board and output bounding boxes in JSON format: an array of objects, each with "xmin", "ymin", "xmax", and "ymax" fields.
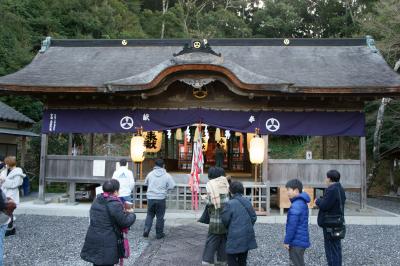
[{"xmin": 93, "ymin": 160, "xmax": 106, "ymax": 176}]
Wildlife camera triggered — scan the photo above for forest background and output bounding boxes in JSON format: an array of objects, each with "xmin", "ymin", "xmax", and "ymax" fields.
[{"xmin": 0, "ymin": 0, "xmax": 399, "ymax": 194}]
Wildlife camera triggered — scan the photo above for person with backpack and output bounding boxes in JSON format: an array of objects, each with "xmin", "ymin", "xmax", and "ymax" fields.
[
  {"xmin": 201, "ymin": 167, "xmax": 230, "ymax": 265},
  {"xmin": 81, "ymin": 179, "xmax": 136, "ymax": 266},
  {"xmin": 221, "ymin": 181, "xmax": 257, "ymax": 266},
  {"xmin": 315, "ymin": 170, "xmax": 346, "ymax": 266}
]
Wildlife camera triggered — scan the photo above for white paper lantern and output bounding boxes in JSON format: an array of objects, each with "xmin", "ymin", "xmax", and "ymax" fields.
[
  {"xmin": 194, "ymin": 126, "xmax": 200, "ymax": 140},
  {"xmin": 130, "ymin": 135, "xmax": 145, "ymax": 162},
  {"xmin": 176, "ymin": 128, "xmax": 183, "ymax": 140},
  {"xmin": 249, "ymin": 136, "xmax": 265, "ymax": 164},
  {"xmin": 143, "ymin": 131, "xmax": 163, "ymax": 153},
  {"xmin": 215, "ymin": 128, "xmax": 221, "ymax": 142}
]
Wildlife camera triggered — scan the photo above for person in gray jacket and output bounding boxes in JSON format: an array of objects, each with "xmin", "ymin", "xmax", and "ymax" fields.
[{"xmin": 143, "ymin": 159, "xmax": 176, "ymax": 239}]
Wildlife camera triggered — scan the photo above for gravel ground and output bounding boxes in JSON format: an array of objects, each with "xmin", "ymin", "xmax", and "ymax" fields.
[
  {"xmin": 249, "ymin": 224, "xmax": 400, "ymax": 266},
  {"xmin": 4, "ymin": 215, "xmax": 148, "ymax": 266},
  {"xmin": 3, "ymin": 215, "xmax": 400, "ymax": 266},
  {"xmin": 346, "ymin": 192, "xmax": 400, "ymax": 214}
]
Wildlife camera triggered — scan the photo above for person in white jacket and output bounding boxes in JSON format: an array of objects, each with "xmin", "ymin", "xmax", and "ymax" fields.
[
  {"xmin": 1, "ymin": 156, "xmax": 24, "ymax": 205},
  {"xmin": 1, "ymin": 156, "xmax": 24, "ymax": 237},
  {"xmin": 111, "ymin": 159, "xmax": 135, "ymax": 203}
]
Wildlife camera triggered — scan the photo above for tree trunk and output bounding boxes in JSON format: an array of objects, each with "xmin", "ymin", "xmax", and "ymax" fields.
[
  {"xmin": 161, "ymin": 0, "xmax": 169, "ymax": 39},
  {"xmin": 395, "ymin": 59, "xmax": 400, "ymax": 72},
  {"xmin": 367, "ymin": 97, "xmax": 392, "ymax": 193},
  {"xmin": 389, "ymin": 159, "xmax": 396, "ymax": 195}
]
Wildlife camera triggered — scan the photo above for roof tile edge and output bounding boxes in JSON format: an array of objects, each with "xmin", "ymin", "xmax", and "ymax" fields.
[{"xmin": 49, "ymin": 38, "xmax": 367, "ymax": 47}]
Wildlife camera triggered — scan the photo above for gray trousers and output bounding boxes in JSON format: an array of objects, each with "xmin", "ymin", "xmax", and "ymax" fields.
[
  {"xmin": 202, "ymin": 233, "xmax": 227, "ymax": 263},
  {"xmin": 289, "ymin": 247, "xmax": 305, "ymax": 266}
]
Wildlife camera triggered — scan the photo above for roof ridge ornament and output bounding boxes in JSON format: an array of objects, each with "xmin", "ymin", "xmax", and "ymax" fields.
[
  {"xmin": 173, "ymin": 39, "xmax": 221, "ymax": 57},
  {"xmin": 366, "ymin": 35, "xmax": 378, "ymax": 53},
  {"xmin": 39, "ymin": 36, "xmax": 52, "ymax": 53}
]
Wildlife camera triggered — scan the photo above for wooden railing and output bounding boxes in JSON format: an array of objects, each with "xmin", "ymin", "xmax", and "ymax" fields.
[
  {"xmin": 134, "ymin": 181, "xmax": 270, "ymax": 215},
  {"xmin": 267, "ymin": 159, "xmax": 361, "ymax": 188}
]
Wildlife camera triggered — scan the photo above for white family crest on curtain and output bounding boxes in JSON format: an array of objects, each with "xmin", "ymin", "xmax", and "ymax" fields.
[{"xmin": 189, "ymin": 125, "xmax": 204, "ymax": 210}]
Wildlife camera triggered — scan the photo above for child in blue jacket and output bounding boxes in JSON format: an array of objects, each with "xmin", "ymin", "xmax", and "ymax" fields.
[{"xmin": 284, "ymin": 179, "xmax": 310, "ymax": 266}]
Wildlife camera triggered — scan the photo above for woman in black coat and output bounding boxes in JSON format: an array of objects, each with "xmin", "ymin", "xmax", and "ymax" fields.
[
  {"xmin": 315, "ymin": 170, "xmax": 346, "ymax": 266},
  {"xmin": 221, "ymin": 181, "xmax": 257, "ymax": 266},
  {"xmin": 81, "ymin": 179, "xmax": 136, "ymax": 266}
]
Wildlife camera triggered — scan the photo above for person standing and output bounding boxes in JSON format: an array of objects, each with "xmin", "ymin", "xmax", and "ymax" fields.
[
  {"xmin": 221, "ymin": 181, "xmax": 257, "ymax": 266},
  {"xmin": 0, "ymin": 156, "xmax": 5, "ymax": 178},
  {"xmin": 1, "ymin": 156, "xmax": 24, "ymax": 237},
  {"xmin": 0, "ymin": 187, "xmax": 12, "ymax": 266},
  {"xmin": 202, "ymin": 167, "xmax": 229, "ymax": 265},
  {"xmin": 143, "ymin": 159, "xmax": 175, "ymax": 239},
  {"xmin": 0, "ymin": 156, "xmax": 24, "ymax": 204},
  {"xmin": 283, "ymin": 179, "xmax": 311, "ymax": 266},
  {"xmin": 0, "ymin": 156, "xmax": 6, "ymax": 189},
  {"xmin": 214, "ymin": 144, "xmax": 225, "ymax": 168},
  {"xmin": 315, "ymin": 170, "xmax": 346, "ymax": 266},
  {"xmin": 112, "ymin": 159, "xmax": 135, "ymax": 203},
  {"xmin": 81, "ymin": 179, "xmax": 136, "ymax": 266}
]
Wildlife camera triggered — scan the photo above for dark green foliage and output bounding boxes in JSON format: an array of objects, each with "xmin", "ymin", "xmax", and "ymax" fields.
[{"xmin": 0, "ymin": 0, "xmax": 399, "ymax": 193}]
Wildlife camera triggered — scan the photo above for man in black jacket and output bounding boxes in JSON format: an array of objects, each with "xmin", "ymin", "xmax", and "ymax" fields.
[{"xmin": 315, "ymin": 170, "xmax": 346, "ymax": 266}]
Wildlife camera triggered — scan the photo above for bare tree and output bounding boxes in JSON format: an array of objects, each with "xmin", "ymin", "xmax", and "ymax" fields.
[
  {"xmin": 178, "ymin": 0, "xmax": 210, "ymax": 37},
  {"xmin": 367, "ymin": 97, "xmax": 392, "ymax": 193},
  {"xmin": 161, "ymin": 0, "xmax": 169, "ymax": 39}
]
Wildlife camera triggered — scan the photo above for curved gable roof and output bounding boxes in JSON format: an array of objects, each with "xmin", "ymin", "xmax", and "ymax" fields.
[{"xmin": 0, "ymin": 38, "xmax": 400, "ymax": 95}]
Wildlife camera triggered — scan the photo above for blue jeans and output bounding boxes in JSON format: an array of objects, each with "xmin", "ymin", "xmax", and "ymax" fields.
[
  {"xmin": 323, "ymin": 228, "xmax": 342, "ymax": 266},
  {"xmin": 0, "ymin": 223, "xmax": 7, "ymax": 266}
]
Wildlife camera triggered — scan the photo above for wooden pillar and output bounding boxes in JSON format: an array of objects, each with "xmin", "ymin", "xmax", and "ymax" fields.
[
  {"xmin": 338, "ymin": 137, "xmax": 344, "ymax": 159},
  {"xmin": 68, "ymin": 182, "xmax": 77, "ymax": 205},
  {"xmin": 262, "ymin": 135, "xmax": 270, "ymax": 215},
  {"xmin": 66, "ymin": 133, "xmax": 73, "ymax": 196},
  {"xmin": 37, "ymin": 134, "xmax": 48, "ymax": 203},
  {"xmin": 262, "ymin": 135, "xmax": 269, "ymax": 183},
  {"xmin": 322, "ymin": 136, "xmax": 328, "ymax": 159},
  {"xmin": 89, "ymin": 133, "xmax": 94, "ymax": 155},
  {"xmin": 68, "ymin": 134, "xmax": 73, "ymax": 155},
  {"xmin": 360, "ymin": 136, "xmax": 367, "ymax": 210},
  {"xmin": 20, "ymin": 136, "xmax": 27, "ymax": 168},
  {"xmin": 107, "ymin": 133, "xmax": 111, "ymax": 156},
  {"xmin": 164, "ymin": 132, "xmax": 168, "ymax": 159},
  {"xmin": 243, "ymin": 134, "xmax": 249, "ymax": 172}
]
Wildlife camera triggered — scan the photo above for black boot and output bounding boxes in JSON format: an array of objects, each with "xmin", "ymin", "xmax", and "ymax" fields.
[
  {"xmin": 5, "ymin": 216, "xmax": 16, "ymax": 237},
  {"xmin": 5, "ymin": 227, "xmax": 15, "ymax": 237}
]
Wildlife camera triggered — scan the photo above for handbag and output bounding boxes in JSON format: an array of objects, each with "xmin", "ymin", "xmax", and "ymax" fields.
[
  {"xmin": 105, "ymin": 202, "xmax": 128, "ymax": 258},
  {"xmin": 198, "ymin": 204, "xmax": 210, "ymax": 224},
  {"xmin": 328, "ymin": 225, "xmax": 346, "ymax": 240},
  {"xmin": 323, "ymin": 186, "xmax": 346, "ymax": 240}
]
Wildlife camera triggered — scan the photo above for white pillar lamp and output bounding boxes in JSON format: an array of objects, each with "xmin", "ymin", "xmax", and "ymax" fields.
[
  {"xmin": 131, "ymin": 127, "xmax": 145, "ymax": 179},
  {"xmin": 249, "ymin": 128, "xmax": 265, "ymax": 182}
]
